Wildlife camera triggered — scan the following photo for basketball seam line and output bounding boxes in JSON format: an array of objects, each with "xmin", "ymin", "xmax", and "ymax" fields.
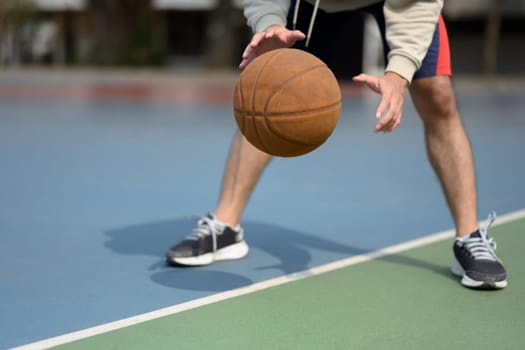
[
  {"xmin": 233, "ymin": 101, "xmax": 341, "ymax": 149},
  {"xmin": 261, "ymin": 63, "xmax": 339, "ymax": 149},
  {"xmin": 233, "ymin": 101, "xmax": 340, "ymax": 149},
  {"xmin": 263, "ymin": 104, "xmax": 340, "ymax": 147},
  {"xmin": 263, "ymin": 64, "xmax": 331, "ymax": 115},
  {"xmin": 238, "ymin": 75, "xmax": 246, "ymax": 133},
  {"xmin": 251, "ymin": 51, "xmax": 283, "ymax": 154},
  {"xmin": 233, "ymin": 100, "xmax": 341, "ymax": 117}
]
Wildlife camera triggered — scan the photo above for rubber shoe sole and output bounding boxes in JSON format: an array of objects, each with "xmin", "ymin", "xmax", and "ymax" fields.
[
  {"xmin": 451, "ymin": 259, "xmax": 507, "ymax": 289},
  {"xmin": 167, "ymin": 240, "xmax": 249, "ymax": 266}
]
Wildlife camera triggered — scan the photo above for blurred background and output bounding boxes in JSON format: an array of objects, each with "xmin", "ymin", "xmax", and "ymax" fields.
[{"xmin": 1, "ymin": 0, "xmax": 524, "ymax": 78}]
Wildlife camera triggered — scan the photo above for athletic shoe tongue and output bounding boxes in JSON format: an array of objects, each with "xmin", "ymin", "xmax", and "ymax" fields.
[{"xmin": 470, "ymin": 230, "xmax": 482, "ymax": 239}]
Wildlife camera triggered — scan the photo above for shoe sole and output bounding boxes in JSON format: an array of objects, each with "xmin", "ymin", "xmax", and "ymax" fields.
[
  {"xmin": 451, "ymin": 259, "xmax": 507, "ymax": 289},
  {"xmin": 168, "ymin": 241, "xmax": 249, "ymax": 266}
]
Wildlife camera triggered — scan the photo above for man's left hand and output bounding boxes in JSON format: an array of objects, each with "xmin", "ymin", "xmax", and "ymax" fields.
[{"xmin": 353, "ymin": 72, "xmax": 409, "ymax": 133}]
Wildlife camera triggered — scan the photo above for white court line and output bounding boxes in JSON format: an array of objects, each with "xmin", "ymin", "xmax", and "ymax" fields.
[{"xmin": 12, "ymin": 208, "xmax": 525, "ymax": 350}]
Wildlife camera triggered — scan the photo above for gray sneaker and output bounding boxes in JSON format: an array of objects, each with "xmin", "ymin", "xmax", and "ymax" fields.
[
  {"xmin": 451, "ymin": 212, "xmax": 507, "ymax": 289},
  {"xmin": 166, "ymin": 214, "xmax": 249, "ymax": 266}
]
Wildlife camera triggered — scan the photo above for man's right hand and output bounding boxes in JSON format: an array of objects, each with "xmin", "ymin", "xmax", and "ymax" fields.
[{"xmin": 239, "ymin": 25, "xmax": 305, "ymax": 70}]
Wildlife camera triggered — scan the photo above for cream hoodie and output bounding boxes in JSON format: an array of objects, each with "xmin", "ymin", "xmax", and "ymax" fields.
[{"xmin": 243, "ymin": 0, "xmax": 444, "ymax": 83}]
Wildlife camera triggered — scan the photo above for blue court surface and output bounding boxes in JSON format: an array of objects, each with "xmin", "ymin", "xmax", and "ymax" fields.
[{"xmin": 0, "ymin": 70, "xmax": 524, "ymax": 349}]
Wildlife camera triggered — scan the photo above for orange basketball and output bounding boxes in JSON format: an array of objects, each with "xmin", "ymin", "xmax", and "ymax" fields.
[{"xmin": 233, "ymin": 48, "xmax": 341, "ymax": 157}]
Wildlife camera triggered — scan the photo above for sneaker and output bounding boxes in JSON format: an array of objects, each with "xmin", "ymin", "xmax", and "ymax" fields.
[
  {"xmin": 451, "ymin": 212, "xmax": 507, "ymax": 289},
  {"xmin": 166, "ymin": 214, "xmax": 249, "ymax": 266}
]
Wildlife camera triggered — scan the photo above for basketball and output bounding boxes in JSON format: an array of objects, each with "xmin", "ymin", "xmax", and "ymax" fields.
[{"xmin": 233, "ymin": 48, "xmax": 341, "ymax": 157}]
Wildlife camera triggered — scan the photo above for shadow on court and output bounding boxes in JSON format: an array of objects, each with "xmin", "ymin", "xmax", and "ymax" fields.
[
  {"xmin": 378, "ymin": 254, "xmax": 458, "ymax": 284},
  {"xmin": 104, "ymin": 217, "xmax": 455, "ymax": 291}
]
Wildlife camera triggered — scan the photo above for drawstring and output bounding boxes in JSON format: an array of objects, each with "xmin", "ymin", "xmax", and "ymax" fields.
[
  {"xmin": 292, "ymin": 0, "xmax": 301, "ymax": 30},
  {"xmin": 292, "ymin": 0, "xmax": 320, "ymax": 47}
]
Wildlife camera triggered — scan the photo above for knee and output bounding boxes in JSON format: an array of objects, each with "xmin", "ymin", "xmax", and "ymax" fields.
[{"xmin": 411, "ymin": 77, "xmax": 458, "ymax": 122}]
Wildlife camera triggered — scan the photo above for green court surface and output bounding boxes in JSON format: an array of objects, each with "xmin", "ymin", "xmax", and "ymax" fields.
[{"xmin": 53, "ymin": 218, "xmax": 525, "ymax": 350}]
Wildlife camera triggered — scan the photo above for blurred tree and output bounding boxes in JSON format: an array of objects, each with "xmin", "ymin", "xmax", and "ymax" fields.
[
  {"xmin": 204, "ymin": 0, "xmax": 236, "ymax": 68},
  {"xmin": 204, "ymin": 1, "xmax": 250, "ymax": 69},
  {"xmin": 0, "ymin": 0, "xmax": 36, "ymax": 66},
  {"xmin": 88, "ymin": 0, "xmax": 165, "ymax": 66},
  {"xmin": 484, "ymin": 0, "xmax": 503, "ymax": 75}
]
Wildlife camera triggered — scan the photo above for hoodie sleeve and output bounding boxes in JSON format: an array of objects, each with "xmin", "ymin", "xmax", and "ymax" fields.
[
  {"xmin": 243, "ymin": 0, "xmax": 291, "ymax": 33},
  {"xmin": 384, "ymin": 0, "xmax": 443, "ymax": 83}
]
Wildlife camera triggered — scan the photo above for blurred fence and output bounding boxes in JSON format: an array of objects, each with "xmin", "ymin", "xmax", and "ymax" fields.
[{"xmin": 1, "ymin": 0, "xmax": 524, "ymax": 76}]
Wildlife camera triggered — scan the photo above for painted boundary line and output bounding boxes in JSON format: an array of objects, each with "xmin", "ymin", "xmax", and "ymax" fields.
[{"xmin": 12, "ymin": 208, "xmax": 525, "ymax": 350}]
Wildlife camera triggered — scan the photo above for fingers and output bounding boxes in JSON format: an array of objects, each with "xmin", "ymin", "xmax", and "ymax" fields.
[
  {"xmin": 374, "ymin": 93, "xmax": 403, "ymax": 133},
  {"xmin": 288, "ymin": 30, "xmax": 306, "ymax": 43},
  {"xmin": 239, "ymin": 27, "xmax": 306, "ymax": 69},
  {"xmin": 375, "ymin": 91, "xmax": 390, "ymax": 119},
  {"xmin": 239, "ymin": 47, "xmax": 254, "ymax": 69},
  {"xmin": 354, "ymin": 75, "xmax": 399, "ymax": 133},
  {"xmin": 264, "ymin": 25, "xmax": 305, "ymax": 43},
  {"xmin": 353, "ymin": 73, "xmax": 405, "ymax": 133},
  {"xmin": 374, "ymin": 110, "xmax": 400, "ymax": 133},
  {"xmin": 239, "ymin": 32, "xmax": 266, "ymax": 69},
  {"xmin": 352, "ymin": 74, "xmax": 380, "ymax": 93}
]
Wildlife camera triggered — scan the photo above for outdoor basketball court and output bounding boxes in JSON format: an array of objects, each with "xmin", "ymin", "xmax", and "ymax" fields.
[{"xmin": 0, "ymin": 69, "xmax": 524, "ymax": 349}]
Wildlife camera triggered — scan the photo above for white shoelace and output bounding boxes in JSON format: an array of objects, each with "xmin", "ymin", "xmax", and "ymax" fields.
[
  {"xmin": 186, "ymin": 216, "xmax": 225, "ymax": 252},
  {"xmin": 462, "ymin": 212, "xmax": 498, "ymax": 261}
]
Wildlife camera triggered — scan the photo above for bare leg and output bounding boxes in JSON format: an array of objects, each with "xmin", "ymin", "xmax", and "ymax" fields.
[
  {"xmin": 214, "ymin": 131, "xmax": 273, "ymax": 226},
  {"xmin": 410, "ymin": 76, "xmax": 478, "ymax": 237}
]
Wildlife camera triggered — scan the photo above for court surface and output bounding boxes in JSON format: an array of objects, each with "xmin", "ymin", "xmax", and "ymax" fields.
[{"xmin": 0, "ymin": 70, "xmax": 524, "ymax": 349}]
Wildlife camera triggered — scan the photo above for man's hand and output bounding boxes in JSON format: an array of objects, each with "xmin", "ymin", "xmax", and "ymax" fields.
[
  {"xmin": 353, "ymin": 72, "xmax": 409, "ymax": 133},
  {"xmin": 239, "ymin": 25, "xmax": 305, "ymax": 70}
]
